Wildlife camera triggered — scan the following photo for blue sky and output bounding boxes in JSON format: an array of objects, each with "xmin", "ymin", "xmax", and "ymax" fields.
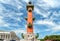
[{"xmin": 0, "ymin": 0, "xmax": 60, "ymax": 39}]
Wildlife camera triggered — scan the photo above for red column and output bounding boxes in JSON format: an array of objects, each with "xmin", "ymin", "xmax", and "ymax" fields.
[{"xmin": 27, "ymin": 11, "xmax": 33, "ymax": 33}]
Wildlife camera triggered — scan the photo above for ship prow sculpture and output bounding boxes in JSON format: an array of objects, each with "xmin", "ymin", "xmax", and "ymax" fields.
[{"xmin": 20, "ymin": 2, "xmax": 40, "ymax": 41}]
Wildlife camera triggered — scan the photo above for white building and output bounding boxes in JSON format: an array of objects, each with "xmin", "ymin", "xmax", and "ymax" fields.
[{"xmin": 0, "ymin": 30, "xmax": 20, "ymax": 41}]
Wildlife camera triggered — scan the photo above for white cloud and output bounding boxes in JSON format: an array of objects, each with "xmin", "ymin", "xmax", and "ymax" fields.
[
  {"xmin": 16, "ymin": 13, "xmax": 23, "ymax": 16},
  {"xmin": 34, "ymin": 20, "xmax": 55, "ymax": 26},
  {"xmin": 34, "ymin": 7, "xmax": 41, "ymax": 14},
  {"xmin": 0, "ymin": 0, "xmax": 15, "ymax": 5},
  {"xmin": 34, "ymin": 7, "xmax": 50, "ymax": 18},
  {"xmin": 41, "ymin": 25, "xmax": 60, "ymax": 32},
  {"xmin": 43, "ymin": 0, "xmax": 54, "ymax": 7},
  {"xmin": 0, "ymin": 16, "xmax": 5, "ymax": 25},
  {"xmin": 34, "ymin": 0, "xmax": 60, "ymax": 18},
  {"xmin": 0, "ymin": 16, "xmax": 10, "ymax": 27},
  {"xmin": 0, "ymin": 16, "xmax": 3, "ymax": 19},
  {"xmin": 12, "ymin": 29, "xmax": 26, "ymax": 34},
  {"xmin": 0, "ymin": 19, "xmax": 5, "ymax": 25},
  {"xmin": 16, "ymin": 17, "xmax": 21, "ymax": 22},
  {"xmin": 42, "ymin": 0, "xmax": 60, "ymax": 8},
  {"xmin": 36, "ymin": 0, "xmax": 51, "ymax": 10},
  {"xmin": 46, "ymin": 25, "xmax": 60, "ymax": 34},
  {"xmin": 24, "ymin": 24, "xmax": 27, "ymax": 28},
  {"xmin": 44, "ymin": 29, "xmax": 50, "ymax": 31},
  {"xmin": 0, "ymin": 0, "xmax": 23, "ymax": 10},
  {"xmin": 34, "ymin": 19, "xmax": 60, "ymax": 33},
  {"xmin": 51, "ymin": 25, "xmax": 60, "ymax": 31},
  {"xmin": 3, "ymin": 24, "xmax": 9, "ymax": 27},
  {"xmin": 17, "ymin": 6, "xmax": 22, "ymax": 9},
  {"xmin": 22, "ymin": 0, "xmax": 30, "ymax": 3},
  {"xmin": 53, "ymin": 11, "xmax": 60, "ymax": 17},
  {"xmin": 50, "ymin": 11, "xmax": 60, "ymax": 20},
  {"xmin": 0, "ymin": 0, "xmax": 9, "ymax": 3},
  {"xmin": 34, "ymin": 0, "xmax": 60, "ymax": 35},
  {"xmin": 35, "ymin": 0, "xmax": 60, "ymax": 12},
  {"xmin": 0, "ymin": 3, "xmax": 23, "ymax": 28},
  {"xmin": 0, "ymin": 4, "xmax": 6, "ymax": 12}
]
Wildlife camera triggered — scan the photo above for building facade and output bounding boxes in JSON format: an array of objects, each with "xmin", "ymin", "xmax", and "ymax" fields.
[{"xmin": 0, "ymin": 31, "xmax": 20, "ymax": 41}]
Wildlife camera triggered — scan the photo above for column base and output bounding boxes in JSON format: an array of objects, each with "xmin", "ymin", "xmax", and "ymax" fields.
[{"xmin": 22, "ymin": 33, "xmax": 40, "ymax": 41}]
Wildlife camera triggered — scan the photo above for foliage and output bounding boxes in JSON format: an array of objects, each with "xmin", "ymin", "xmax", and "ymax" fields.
[
  {"xmin": 44, "ymin": 35, "xmax": 60, "ymax": 41},
  {"xmin": 40, "ymin": 39, "xmax": 44, "ymax": 41},
  {"xmin": 33, "ymin": 18, "xmax": 35, "ymax": 21},
  {"xmin": 21, "ymin": 33, "xmax": 24, "ymax": 39},
  {"xmin": 44, "ymin": 36, "xmax": 49, "ymax": 40},
  {"xmin": 25, "ymin": 17, "xmax": 27, "ymax": 20},
  {"xmin": 35, "ymin": 33, "xmax": 39, "ymax": 39},
  {"xmin": 28, "ymin": 23, "xmax": 32, "ymax": 28}
]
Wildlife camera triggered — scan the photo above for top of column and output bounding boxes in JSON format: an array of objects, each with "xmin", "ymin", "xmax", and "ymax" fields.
[{"xmin": 26, "ymin": 1, "xmax": 34, "ymax": 11}]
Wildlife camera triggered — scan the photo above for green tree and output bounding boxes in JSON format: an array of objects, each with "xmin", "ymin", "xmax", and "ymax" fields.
[
  {"xmin": 44, "ymin": 36, "xmax": 49, "ymax": 40},
  {"xmin": 40, "ymin": 39, "xmax": 44, "ymax": 41},
  {"xmin": 44, "ymin": 35, "xmax": 60, "ymax": 41}
]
